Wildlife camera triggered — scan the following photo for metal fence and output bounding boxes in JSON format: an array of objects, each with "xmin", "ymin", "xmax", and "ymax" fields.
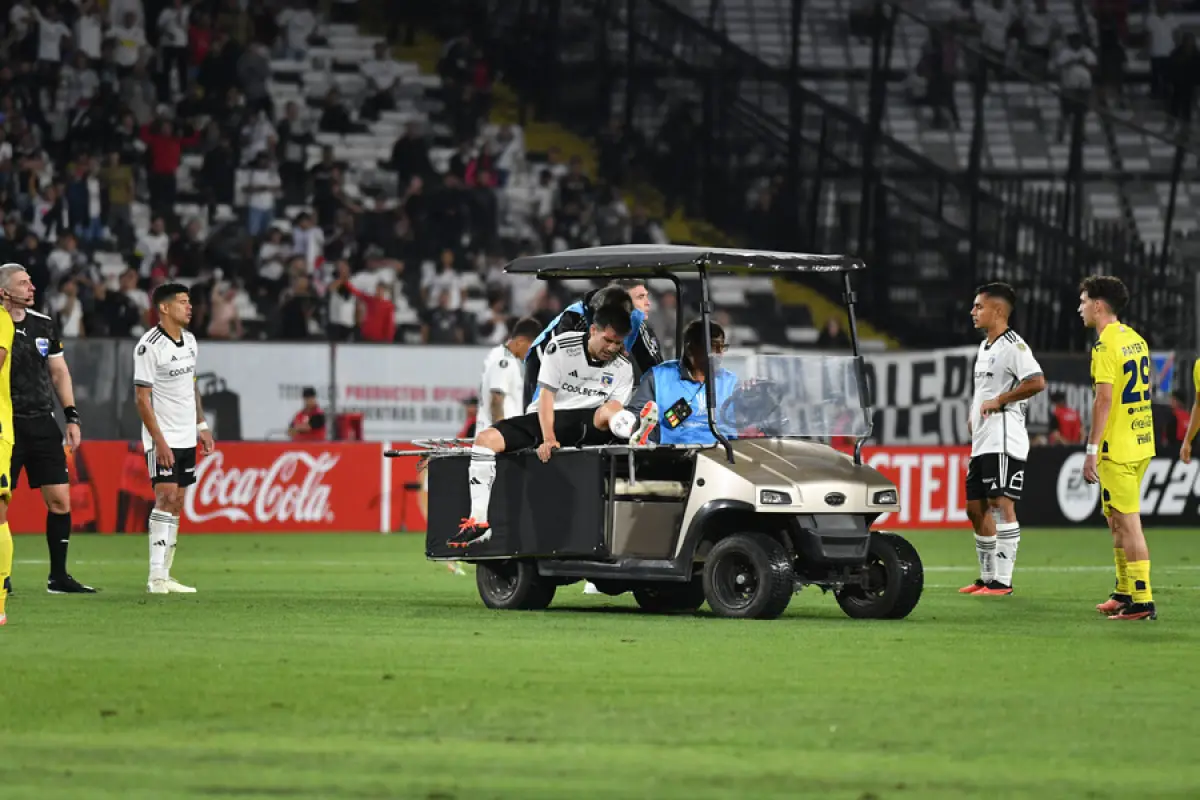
[{"xmin": 479, "ymin": 0, "xmax": 1198, "ymax": 352}]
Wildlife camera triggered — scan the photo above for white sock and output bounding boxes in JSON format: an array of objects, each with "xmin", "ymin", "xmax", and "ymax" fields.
[
  {"xmin": 468, "ymin": 444, "xmax": 496, "ymax": 524},
  {"xmin": 994, "ymin": 520, "xmax": 1021, "ymax": 587},
  {"xmin": 165, "ymin": 514, "xmax": 180, "ymax": 575},
  {"xmin": 149, "ymin": 510, "xmax": 173, "ymax": 581},
  {"xmin": 974, "ymin": 534, "xmax": 996, "ymax": 583}
]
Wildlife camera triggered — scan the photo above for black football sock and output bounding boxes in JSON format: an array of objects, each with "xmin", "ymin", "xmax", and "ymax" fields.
[{"xmin": 47, "ymin": 511, "xmax": 71, "ymax": 578}]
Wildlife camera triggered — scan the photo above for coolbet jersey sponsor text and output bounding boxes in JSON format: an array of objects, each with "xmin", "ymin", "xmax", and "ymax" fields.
[
  {"xmin": 133, "ymin": 326, "xmax": 199, "ymax": 450},
  {"xmin": 970, "ymin": 329, "xmax": 1043, "ymax": 460},
  {"xmin": 1090, "ymin": 322, "xmax": 1156, "ymax": 463}
]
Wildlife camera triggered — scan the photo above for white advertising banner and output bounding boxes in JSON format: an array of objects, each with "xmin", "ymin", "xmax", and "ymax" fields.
[
  {"xmin": 333, "ymin": 345, "xmax": 490, "ymax": 439},
  {"xmin": 197, "ymin": 342, "xmax": 332, "ymax": 440}
]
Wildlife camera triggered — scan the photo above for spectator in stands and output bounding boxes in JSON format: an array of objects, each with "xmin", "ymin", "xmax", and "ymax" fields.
[
  {"xmin": 238, "ymin": 42, "xmax": 272, "ymax": 116},
  {"xmin": 1051, "ymin": 31, "xmax": 1096, "ymax": 143},
  {"xmin": 47, "ymin": 231, "xmax": 85, "ymax": 284},
  {"xmin": 108, "ymin": 10, "xmax": 148, "ymax": 73},
  {"xmin": 278, "ymin": 273, "xmax": 316, "ymax": 339},
  {"xmin": 318, "ymin": 88, "xmax": 365, "ymax": 135},
  {"xmin": 101, "ymin": 151, "xmax": 135, "ymax": 246},
  {"xmin": 157, "ymin": 0, "xmax": 191, "ymax": 101},
  {"xmin": 817, "ymin": 318, "xmax": 851, "ymax": 349},
  {"xmin": 1167, "ymin": 32, "xmax": 1198, "ymax": 133},
  {"xmin": 51, "ymin": 274, "xmax": 85, "ymax": 337},
  {"xmin": 206, "ymin": 281, "xmax": 243, "ymax": 339},
  {"xmin": 199, "ymin": 134, "xmax": 236, "ymax": 220},
  {"xmin": 120, "ymin": 268, "xmax": 151, "ymax": 332},
  {"xmin": 277, "ymin": 1, "xmax": 318, "ymax": 61},
  {"xmin": 1019, "ymin": 0, "xmax": 1058, "ymax": 71},
  {"xmin": 243, "ymin": 151, "xmax": 281, "ymax": 237},
  {"xmin": 35, "ymin": 4, "xmax": 72, "ymax": 74},
  {"xmin": 358, "ymin": 281, "xmax": 397, "ymax": 343},
  {"xmin": 75, "ymin": 2, "xmax": 105, "ymax": 63},
  {"xmin": 422, "ymin": 289, "xmax": 466, "ymax": 344},
  {"xmin": 65, "ymin": 155, "xmax": 105, "ymax": 244},
  {"xmin": 1145, "ymin": 0, "xmax": 1178, "ymax": 102},
  {"xmin": 918, "ymin": 25, "xmax": 961, "ymax": 130},
  {"xmin": 140, "ymin": 114, "xmax": 200, "ymax": 217},
  {"xmin": 136, "ymin": 215, "xmax": 169, "ymax": 277},
  {"xmin": 257, "ymin": 225, "xmax": 291, "ymax": 291},
  {"xmin": 424, "ymin": 247, "xmax": 464, "ymax": 310},
  {"xmin": 389, "ymin": 122, "xmax": 433, "ymax": 188},
  {"xmin": 189, "ymin": 10, "xmax": 213, "ymax": 70},
  {"xmin": 361, "ymin": 41, "xmax": 402, "ymax": 121},
  {"xmin": 169, "ymin": 218, "xmax": 206, "ymax": 278},
  {"xmin": 198, "ymin": 29, "xmax": 240, "ymax": 99},
  {"xmin": 276, "ymin": 102, "xmax": 313, "ymax": 205},
  {"xmin": 325, "ymin": 261, "xmax": 359, "ymax": 341}
]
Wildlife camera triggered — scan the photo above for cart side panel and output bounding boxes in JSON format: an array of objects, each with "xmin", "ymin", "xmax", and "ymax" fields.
[{"xmin": 425, "ymin": 451, "xmax": 608, "ymax": 560}]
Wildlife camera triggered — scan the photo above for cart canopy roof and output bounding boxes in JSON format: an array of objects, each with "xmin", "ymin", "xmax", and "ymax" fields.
[{"xmin": 505, "ymin": 245, "xmax": 865, "ymax": 278}]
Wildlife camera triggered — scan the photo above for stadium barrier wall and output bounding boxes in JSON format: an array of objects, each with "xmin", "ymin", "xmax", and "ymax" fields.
[
  {"xmin": 19, "ymin": 441, "xmax": 1194, "ymax": 537},
  {"xmin": 61, "ymin": 339, "xmax": 1187, "ymax": 445}
]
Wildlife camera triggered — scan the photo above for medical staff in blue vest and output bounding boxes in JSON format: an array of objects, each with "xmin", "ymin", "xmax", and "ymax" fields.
[{"xmin": 620, "ymin": 319, "xmax": 738, "ymax": 445}]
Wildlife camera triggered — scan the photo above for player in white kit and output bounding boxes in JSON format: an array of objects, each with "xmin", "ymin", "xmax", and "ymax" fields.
[
  {"xmin": 133, "ymin": 283, "xmax": 216, "ymax": 594},
  {"xmin": 476, "ymin": 317, "xmax": 543, "ymax": 431},
  {"xmin": 962, "ymin": 283, "xmax": 1047, "ymax": 596}
]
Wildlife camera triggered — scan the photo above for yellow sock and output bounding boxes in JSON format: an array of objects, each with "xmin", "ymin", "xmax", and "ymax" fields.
[
  {"xmin": 1113, "ymin": 547, "xmax": 1131, "ymax": 595},
  {"xmin": 0, "ymin": 522, "xmax": 12, "ymax": 616},
  {"xmin": 1127, "ymin": 560, "xmax": 1153, "ymax": 604}
]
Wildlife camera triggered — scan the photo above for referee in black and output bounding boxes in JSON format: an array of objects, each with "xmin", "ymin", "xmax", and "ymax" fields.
[{"xmin": 0, "ymin": 264, "xmax": 95, "ymax": 593}]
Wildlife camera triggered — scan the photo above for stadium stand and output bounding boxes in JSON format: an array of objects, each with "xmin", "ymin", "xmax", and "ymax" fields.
[{"xmin": 0, "ymin": 0, "xmax": 843, "ymax": 353}]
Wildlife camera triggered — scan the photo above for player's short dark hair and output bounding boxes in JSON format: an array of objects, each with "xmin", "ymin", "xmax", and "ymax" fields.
[
  {"xmin": 610, "ymin": 278, "xmax": 647, "ymax": 291},
  {"xmin": 592, "ymin": 303, "xmax": 633, "ymax": 337},
  {"xmin": 588, "ymin": 285, "xmax": 633, "ymax": 315},
  {"xmin": 152, "ymin": 282, "xmax": 190, "ymax": 307},
  {"xmin": 976, "ymin": 282, "xmax": 1017, "ymax": 312},
  {"xmin": 683, "ymin": 318, "xmax": 725, "ymax": 351},
  {"xmin": 509, "ymin": 316, "xmax": 542, "ymax": 340},
  {"xmin": 1050, "ymin": 390, "xmax": 1067, "ymax": 404},
  {"xmin": 1079, "ymin": 275, "xmax": 1129, "ymax": 315},
  {"xmin": 302, "ymin": 387, "xmax": 317, "ymax": 398}
]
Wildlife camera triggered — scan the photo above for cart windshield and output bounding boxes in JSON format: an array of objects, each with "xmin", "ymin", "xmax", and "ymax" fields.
[{"xmin": 714, "ymin": 352, "xmax": 872, "ymax": 441}]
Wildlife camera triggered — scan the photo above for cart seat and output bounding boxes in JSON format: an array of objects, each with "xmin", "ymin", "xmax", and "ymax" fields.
[{"xmin": 613, "ymin": 479, "xmax": 689, "ymax": 499}]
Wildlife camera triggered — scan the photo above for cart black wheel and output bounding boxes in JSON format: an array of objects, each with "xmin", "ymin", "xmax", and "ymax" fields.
[
  {"xmin": 834, "ymin": 531, "xmax": 924, "ymax": 620},
  {"xmin": 632, "ymin": 579, "xmax": 706, "ymax": 614},
  {"xmin": 475, "ymin": 560, "xmax": 557, "ymax": 611},
  {"xmin": 702, "ymin": 533, "xmax": 794, "ymax": 619}
]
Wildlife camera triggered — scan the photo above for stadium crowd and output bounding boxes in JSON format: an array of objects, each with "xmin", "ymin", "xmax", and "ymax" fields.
[{"xmin": 0, "ymin": 0, "xmax": 673, "ymax": 346}]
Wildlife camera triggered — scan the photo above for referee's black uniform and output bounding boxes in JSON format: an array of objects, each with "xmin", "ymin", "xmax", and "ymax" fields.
[{"xmin": 9, "ymin": 309, "xmax": 94, "ymax": 593}]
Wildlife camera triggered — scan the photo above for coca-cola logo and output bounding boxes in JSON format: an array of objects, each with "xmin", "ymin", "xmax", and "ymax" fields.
[{"xmin": 185, "ymin": 450, "xmax": 338, "ymax": 524}]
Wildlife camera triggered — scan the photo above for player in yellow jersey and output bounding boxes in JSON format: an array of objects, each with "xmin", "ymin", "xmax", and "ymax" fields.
[
  {"xmin": 0, "ymin": 303, "xmax": 14, "ymax": 627},
  {"xmin": 1177, "ymin": 359, "xmax": 1200, "ymax": 464},
  {"xmin": 1078, "ymin": 276, "xmax": 1157, "ymax": 621}
]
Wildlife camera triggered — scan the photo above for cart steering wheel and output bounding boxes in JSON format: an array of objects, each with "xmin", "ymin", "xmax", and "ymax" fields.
[{"xmin": 720, "ymin": 379, "xmax": 788, "ymax": 436}]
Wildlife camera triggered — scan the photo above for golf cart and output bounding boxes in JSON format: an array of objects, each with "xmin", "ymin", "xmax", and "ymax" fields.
[{"xmin": 388, "ymin": 245, "xmax": 922, "ymax": 620}]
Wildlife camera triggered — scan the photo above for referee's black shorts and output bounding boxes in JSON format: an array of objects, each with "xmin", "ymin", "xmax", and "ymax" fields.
[
  {"xmin": 12, "ymin": 414, "xmax": 69, "ymax": 489},
  {"xmin": 493, "ymin": 408, "xmax": 614, "ymax": 453}
]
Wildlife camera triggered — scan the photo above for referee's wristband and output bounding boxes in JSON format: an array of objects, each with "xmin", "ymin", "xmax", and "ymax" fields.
[
  {"xmin": 64, "ymin": 406, "xmax": 81, "ymax": 426},
  {"xmin": 1085, "ymin": 443, "xmax": 1099, "ymax": 455}
]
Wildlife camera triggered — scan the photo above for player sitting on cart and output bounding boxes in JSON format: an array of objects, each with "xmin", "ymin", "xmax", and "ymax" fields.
[
  {"xmin": 451, "ymin": 303, "xmax": 657, "ymax": 550},
  {"xmin": 522, "ymin": 280, "xmax": 663, "ymax": 408},
  {"xmin": 627, "ymin": 319, "xmax": 739, "ymax": 446}
]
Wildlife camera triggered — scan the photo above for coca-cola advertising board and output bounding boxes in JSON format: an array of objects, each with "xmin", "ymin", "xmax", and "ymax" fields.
[{"xmin": 5, "ymin": 442, "xmax": 423, "ymax": 535}]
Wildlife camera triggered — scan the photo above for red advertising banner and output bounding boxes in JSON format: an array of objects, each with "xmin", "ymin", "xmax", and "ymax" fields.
[
  {"xmin": 862, "ymin": 446, "xmax": 971, "ymax": 530},
  {"xmin": 7, "ymin": 441, "xmax": 391, "ymax": 534},
  {"xmin": 6, "ymin": 443, "xmax": 968, "ymax": 535}
]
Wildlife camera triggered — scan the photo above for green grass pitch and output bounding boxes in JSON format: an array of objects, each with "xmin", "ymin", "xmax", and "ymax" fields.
[{"xmin": 2, "ymin": 529, "xmax": 1200, "ymax": 799}]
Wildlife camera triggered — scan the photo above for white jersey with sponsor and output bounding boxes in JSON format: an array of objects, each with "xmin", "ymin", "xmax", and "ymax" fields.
[
  {"xmin": 528, "ymin": 331, "xmax": 634, "ymax": 413},
  {"xmin": 970, "ymin": 329, "xmax": 1043, "ymax": 459},
  {"xmin": 134, "ymin": 325, "xmax": 199, "ymax": 450},
  {"xmin": 477, "ymin": 343, "xmax": 525, "ymax": 430}
]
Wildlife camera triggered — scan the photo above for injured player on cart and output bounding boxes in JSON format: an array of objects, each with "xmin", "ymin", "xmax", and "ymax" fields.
[{"xmin": 451, "ymin": 303, "xmax": 658, "ymax": 550}]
